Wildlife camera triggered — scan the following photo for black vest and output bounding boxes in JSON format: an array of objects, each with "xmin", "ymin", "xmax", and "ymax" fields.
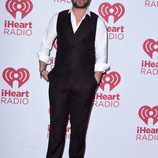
[{"xmin": 52, "ymin": 10, "xmax": 98, "ymax": 78}]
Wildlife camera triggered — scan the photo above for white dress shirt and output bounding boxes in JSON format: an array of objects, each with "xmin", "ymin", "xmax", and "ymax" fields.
[{"xmin": 38, "ymin": 8, "xmax": 109, "ymax": 72}]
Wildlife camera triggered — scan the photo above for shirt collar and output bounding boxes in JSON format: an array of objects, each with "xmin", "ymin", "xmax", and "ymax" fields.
[{"xmin": 68, "ymin": 8, "xmax": 91, "ymax": 17}]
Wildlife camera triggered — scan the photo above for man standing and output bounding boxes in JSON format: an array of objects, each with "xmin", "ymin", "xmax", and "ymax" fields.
[{"xmin": 38, "ymin": 0, "xmax": 109, "ymax": 157}]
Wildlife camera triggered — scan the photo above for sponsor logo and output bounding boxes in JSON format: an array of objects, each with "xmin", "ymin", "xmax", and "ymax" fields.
[
  {"xmin": 3, "ymin": 67, "xmax": 30, "ymax": 88},
  {"xmin": 140, "ymin": 39, "xmax": 158, "ymax": 75},
  {"xmin": 6, "ymin": 0, "xmax": 33, "ymax": 19},
  {"xmin": 143, "ymin": 39, "xmax": 158, "ymax": 59},
  {"xmin": 139, "ymin": 106, "xmax": 158, "ymax": 125},
  {"xmin": 145, "ymin": 0, "xmax": 158, "ymax": 8},
  {"xmin": 136, "ymin": 105, "xmax": 158, "ymax": 141},
  {"xmin": 98, "ymin": 2, "xmax": 125, "ymax": 40},
  {"xmin": 94, "ymin": 71, "xmax": 121, "ymax": 108},
  {"xmin": 4, "ymin": 0, "xmax": 33, "ymax": 36},
  {"xmin": 0, "ymin": 67, "xmax": 30, "ymax": 105},
  {"xmin": 99, "ymin": 2, "xmax": 125, "ymax": 23},
  {"xmin": 99, "ymin": 71, "xmax": 121, "ymax": 91}
]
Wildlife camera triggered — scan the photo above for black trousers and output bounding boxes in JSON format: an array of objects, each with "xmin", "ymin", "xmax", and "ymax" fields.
[{"xmin": 46, "ymin": 73, "xmax": 98, "ymax": 158}]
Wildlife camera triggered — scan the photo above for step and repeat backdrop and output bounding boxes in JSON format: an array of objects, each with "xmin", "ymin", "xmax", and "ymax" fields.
[{"xmin": 0, "ymin": 0, "xmax": 158, "ymax": 158}]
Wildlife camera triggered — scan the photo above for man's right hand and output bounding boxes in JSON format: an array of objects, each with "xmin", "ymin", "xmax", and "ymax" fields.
[
  {"xmin": 39, "ymin": 60, "xmax": 49, "ymax": 81},
  {"xmin": 41, "ymin": 70, "xmax": 49, "ymax": 81}
]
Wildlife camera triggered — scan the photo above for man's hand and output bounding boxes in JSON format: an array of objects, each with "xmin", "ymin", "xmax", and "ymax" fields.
[
  {"xmin": 39, "ymin": 60, "xmax": 49, "ymax": 81},
  {"xmin": 94, "ymin": 71, "xmax": 103, "ymax": 84},
  {"xmin": 40, "ymin": 70, "xmax": 49, "ymax": 81}
]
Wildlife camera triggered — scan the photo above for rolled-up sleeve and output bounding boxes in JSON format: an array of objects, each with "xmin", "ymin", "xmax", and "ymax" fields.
[
  {"xmin": 37, "ymin": 13, "xmax": 58, "ymax": 64},
  {"xmin": 94, "ymin": 17, "xmax": 110, "ymax": 72}
]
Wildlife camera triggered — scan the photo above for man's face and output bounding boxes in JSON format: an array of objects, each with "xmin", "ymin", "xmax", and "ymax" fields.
[{"xmin": 72, "ymin": 0, "xmax": 91, "ymax": 8}]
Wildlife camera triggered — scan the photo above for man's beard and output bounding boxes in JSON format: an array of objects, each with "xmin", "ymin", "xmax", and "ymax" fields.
[{"xmin": 72, "ymin": 0, "xmax": 91, "ymax": 8}]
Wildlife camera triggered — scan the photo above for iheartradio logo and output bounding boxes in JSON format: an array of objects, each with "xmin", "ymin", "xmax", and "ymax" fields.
[
  {"xmin": 5, "ymin": 0, "xmax": 33, "ymax": 19},
  {"xmin": 2, "ymin": 67, "xmax": 30, "ymax": 88},
  {"xmin": 99, "ymin": 71, "xmax": 121, "ymax": 91},
  {"xmin": 143, "ymin": 39, "xmax": 158, "ymax": 59},
  {"xmin": 98, "ymin": 2, "xmax": 125, "ymax": 23},
  {"xmin": 138, "ymin": 105, "xmax": 158, "ymax": 125}
]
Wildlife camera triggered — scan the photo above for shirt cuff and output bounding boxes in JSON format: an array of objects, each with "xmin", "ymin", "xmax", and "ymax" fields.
[
  {"xmin": 37, "ymin": 52, "xmax": 50, "ymax": 64},
  {"xmin": 94, "ymin": 63, "xmax": 110, "ymax": 72}
]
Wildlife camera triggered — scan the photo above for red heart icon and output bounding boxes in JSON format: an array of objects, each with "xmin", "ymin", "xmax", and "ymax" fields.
[
  {"xmin": 98, "ymin": 2, "xmax": 125, "ymax": 23},
  {"xmin": 143, "ymin": 39, "xmax": 158, "ymax": 59},
  {"xmin": 99, "ymin": 71, "xmax": 121, "ymax": 91},
  {"xmin": 6, "ymin": 0, "xmax": 33, "ymax": 19},
  {"xmin": 138, "ymin": 106, "xmax": 158, "ymax": 125},
  {"xmin": 2, "ymin": 67, "xmax": 30, "ymax": 88}
]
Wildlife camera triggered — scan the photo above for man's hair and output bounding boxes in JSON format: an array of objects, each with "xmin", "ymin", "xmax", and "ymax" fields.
[{"xmin": 72, "ymin": 0, "xmax": 92, "ymax": 9}]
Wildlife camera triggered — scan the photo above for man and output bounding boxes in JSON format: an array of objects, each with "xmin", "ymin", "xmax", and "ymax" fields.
[{"xmin": 38, "ymin": 0, "xmax": 109, "ymax": 157}]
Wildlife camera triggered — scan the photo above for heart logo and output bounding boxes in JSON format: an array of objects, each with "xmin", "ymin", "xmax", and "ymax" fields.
[
  {"xmin": 138, "ymin": 106, "xmax": 158, "ymax": 125},
  {"xmin": 99, "ymin": 71, "xmax": 121, "ymax": 91},
  {"xmin": 143, "ymin": 39, "xmax": 158, "ymax": 59},
  {"xmin": 6, "ymin": 0, "xmax": 33, "ymax": 19},
  {"xmin": 2, "ymin": 67, "xmax": 30, "ymax": 88},
  {"xmin": 98, "ymin": 2, "xmax": 125, "ymax": 23}
]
